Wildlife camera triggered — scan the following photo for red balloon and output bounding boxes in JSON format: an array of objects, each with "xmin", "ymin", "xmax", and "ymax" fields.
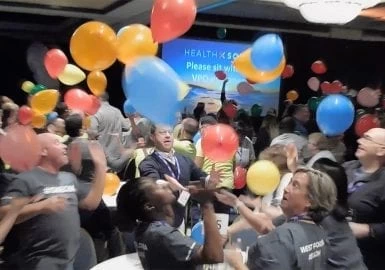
[
  {"xmin": 355, "ymin": 114, "xmax": 380, "ymax": 137},
  {"xmin": 64, "ymin": 89, "xmax": 92, "ymax": 112},
  {"xmin": 237, "ymin": 82, "xmax": 254, "ymax": 94},
  {"xmin": 85, "ymin": 95, "xmax": 101, "ymax": 115},
  {"xmin": 0, "ymin": 125, "xmax": 41, "ymax": 172},
  {"xmin": 18, "ymin": 105, "xmax": 34, "ymax": 125},
  {"xmin": 44, "ymin": 49, "xmax": 68, "ymax": 78},
  {"xmin": 215, "ymin": 70, "xmax": 226, "ymax": 80},
  {"xmin": 234, "ymin": 166, "xmax": 247, "ymax": 189},
  {"xmin": 311, "ymin": 60, "xmax": 327, "ymax": 74},
  {"xmin": 151, "ymin": 0, "xmax": 197, "ymax": 43},
  {"xmin": 201, "ymin": 124, "xmax": 239, "ymax": 162},
  {"xmin": 282, "ymin": 64, "xmax": 294, "ymax": 79},
  {"xmin": 223, "ymin": 103, "xmax": 237, "ymax": 119}
]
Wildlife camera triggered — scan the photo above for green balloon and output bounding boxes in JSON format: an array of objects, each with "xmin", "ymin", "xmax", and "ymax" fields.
[
  {"xmin": 251, "ymin": 104, "xmax": 262, "ymax": 117},
  {"xmin": 216, "ymin": 28, "xmax": 227, "ymax": 39},
  {"xmin": 308, "ymin": 96, "xmax": 324, "ymax": 111},
  {"xmin": 356, "ymin": 109, "xmax": 366, "ymax": 118},
  {"xmin": 30, "ymin": 84, "xmax": 46, "ymax": 95}
]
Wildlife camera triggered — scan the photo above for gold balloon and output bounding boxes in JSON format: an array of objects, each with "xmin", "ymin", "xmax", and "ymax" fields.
[
  {"xmin": 31, "ymin": 113, "xmax": 47, "ymax": 129},
  {"xmin": 70, "ymin": 21, "xmax": 117, "ymax": 71},
  {"xmin": 58, "ymin": 64, "xmax": 86, "ymax": 86},
  {"xmin": 178, "ymin": 81, "xmax": 190, "ymax": 101},
  {"xmin": 104, "ymin": 173, "xmax": 120, "ymax": 195},
  {"xmin": 87, "ymin": 70, "xmax": 107, "ymax": 97},
  {"xmin": 117, "ymin": 24, "xmax": 158, "ymax": 64},
  {"xmin": 21, "ymin": 81, "xmax": 35, "ymax": 93},
  {"xmin": 30, "ymin": 89, "xmax": 59, "ymax": 115},
  {"xmin": 246, "ymin": 160, "xmax": 280, "ymax": 195},
  {"xmin": 83, "ymin": 116, "xmax": 91, "ymax": 129},
  {"xmin": 233, "ymin": 49, "xmax": 286, "ymax": 83},
  {"xmin": 286, "ymin": 90, "xmax": 299, "ymax": 101}
]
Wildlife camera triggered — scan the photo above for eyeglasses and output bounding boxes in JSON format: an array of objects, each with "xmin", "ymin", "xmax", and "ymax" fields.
[{"xmin": 362, "ymin": 134, "xmax": 385, "ymax": 146}]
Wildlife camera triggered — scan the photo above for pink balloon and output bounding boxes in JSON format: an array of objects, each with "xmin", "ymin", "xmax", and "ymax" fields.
[
  {"xmin": 237, "ymin": 82, "xmax": 254, "ymax": 94},
  {"xmin": 357, "ymin": 87, "xmax": 380, "ymax": 108},
  {"xmin": 307, "ymin": 77, "xmax": 320, "ymax": 91},
  {"xmin": 18, "ymin": 105, "xmax": 34, "ymax": 125},
  {"xmin": 215, "ymin": 71, "xmax": 227, "ymax": 80},
  {"xmin": 64, "ymin": 89, "xmax": 92, "ymax": 112},
  {"xmin": 85, "ymin": 95, "xmax": 101, "ymax": 115},
  {"xmin": 0, "ymin": 125, "xmax": 41, "ymax": 172},
  {"xmin": 44, "ymin": 49, "xmax": 68, "ymax": 78}
]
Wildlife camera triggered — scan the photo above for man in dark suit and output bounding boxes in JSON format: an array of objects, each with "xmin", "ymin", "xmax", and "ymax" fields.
[{"xmin": 139, "ymin": 123, "xmax": 220, "ymax": 229}]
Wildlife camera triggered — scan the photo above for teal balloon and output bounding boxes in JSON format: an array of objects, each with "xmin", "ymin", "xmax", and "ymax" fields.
[
  {"xmin": 216, "ymin": 28, "xmax": 227, "ymax": 39},
  {"xmin": 251, "ymin": 104, "xmax": 262, "ymax": 117},
  {"xmin": 316, "ymin": 94, "xmax": 354, "ymax": 136},
  {"xmin": 30, "ymin": 84, "xmax": 46, "ymax": 95},
  {"xmin": 251, "ymin": 34, "xmax": 284, "ymax": 71},
  {"xmin": 122, "ymin": 57, "xmax": 180, "ymax": 125},
  {"xmin": 307, "ymin": 96, "xmax": 323, "ymax": 111}
]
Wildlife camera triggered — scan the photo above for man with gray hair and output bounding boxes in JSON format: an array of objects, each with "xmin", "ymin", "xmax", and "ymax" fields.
[{"xmin": 216, "ymin": 167, "xmax": 337, "ymax": 270}]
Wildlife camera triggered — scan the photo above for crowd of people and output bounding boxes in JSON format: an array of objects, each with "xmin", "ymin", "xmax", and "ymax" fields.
[{"xmin": 0, "ymin": 91, "xmax": 384, "ymax": 270}]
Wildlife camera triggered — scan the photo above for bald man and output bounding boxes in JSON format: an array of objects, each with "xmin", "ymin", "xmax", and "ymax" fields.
[
  {"xmin": 343, "ymin": 128, "xmax": 385, "ymax": 269},
  {"xmin": 173, "ymin": 118, "xmax": 199, "ymax": 160},
  {"xmin": 0, "ymin": 133, "xmax": 106, "ymax": 270}
]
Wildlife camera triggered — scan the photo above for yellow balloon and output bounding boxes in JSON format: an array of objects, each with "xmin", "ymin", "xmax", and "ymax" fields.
[
  {"xmin": 233, "ymin": 49, "xmax": 286, "ymax": 83},
  {"xmin": 178, "ymin": 81, "xmax": 190, "ymax": 101},
  {"xmin": 58, "ymin": 64, "xmax": 86, "ymax": 86},
  {"xmin": 286, "ymin": 90, "xmax": 299, "ymax": 101},
  {"xmin": 21, "ymin": 81, "xmax": 35, "ymax": 93},
  {"xmin": 246, "ymin": 160, "xmax": 280, "ymax": 195},
  {"xmin": 30, "ymin": 89, "xmax": 59, "ymax": 115},
  {"xmin": 70, "ymin": 21, "xmax": 117, "ymax": 71},
  {"xmin": 104, "ymin": 173, "xmax": 120, "ymax": 195},
  {"xmin": 31, "ymin": 113, "xmax": 46, "ymax": 129},
  {"xmin": 87, "ymin": 70, "xmax": 107, "ymax": 96},
  {"xmin": 117, "ymin": 24, "xmax": 158, "ymax": 64}
]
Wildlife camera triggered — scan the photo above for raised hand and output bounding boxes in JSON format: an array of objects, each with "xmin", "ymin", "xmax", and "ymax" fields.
[
  {"xmin": 164, "ymin": 174, "xmax": 187, "ymax": 192},
  {"xmin": 207, "ymin": 164, "xmax": 223, "ymax": 189},
  {"xmin": 285, "ymin": 143, "xmax": 298, "ymax": 173}
]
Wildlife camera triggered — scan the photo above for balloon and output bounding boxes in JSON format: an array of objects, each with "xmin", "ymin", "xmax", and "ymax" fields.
[
  {"xmin": 347, "ymin": 89, "xmax": 358, "ymax": 97},
  {"xmin": 321, "ymin": 81, "xmax": 344, "ymax": 94},
  {"xmin": 84, "ymin": 95, "xmax": 101, "ymax": 115},
  {"xmin": 21, "ymin": 81, "xmax": 35, "ymax": 93},
  {"xmin": 117, "ymin": 24, "xmax": 158, "ymax": 65},
  {"xmin": 234, "ymin": 166, "xmax": 247, "ymax": 189},
  {"xmin": 151, "ymin": 0, "xmax": 197, "ymax": 43},
  {"xmin": 246, "ymin": 160, "xmax": 280, "ymax": 195},
  {"xmin": 307, "ymin": 77, "xmax": 320, "ymax": 91},
  {"xmin": 70, "ymin": 21, "xmax": 117, "ymax": 71},
  {"xmin": 222, "ymin": 103, "xmax": 237, "ymax": 119},
  {"xmin": 0, "ymin": 125, "xmax": 41, "ymax": 172},
  {"xmin": 64, "ymin": 89, "xmax": 92, "ymax": 112},
  {"xmin": 30, "ymin": 89, "xmax": 59, "ymax": 115},
  {"xmin": 104, "ymin": 173, "xmax": 120, "ymax": 195},
  {"xmin": 87, "ymin": 70, "xmax": 107, "ymax": 96},
  {"xmin": 58, "ymin": 64, "xmax": 86, "ymax": 86},
  {"xmin": 83, "ymin": 116, "xmax": 92, "ymax": 129},
  {"xmin": 44, "ymin": 49, "xmax": 68, "ymax": 78},
  {"xmin": 356, "ymin": 109, "xmax": 366, "ymax": 118},
  {"xmin": 191, "ymin": 221, "xmax": 204, "ymax": 245},
  {"xmin": 178, "ymin": 81, "xmax": 190, "ymax": 101},
  {"xmin": 357, "ymin": 87, "xmax": 380, "ymax": 108},
  {"xmin": 233, "ymin": 49, "xmax": 285, "ymax": 83},
  {"xmin": 215, "ymin": 71, "xmax": 226, "ymax": 80},
  {"xmin": 307, "ymin": 96, "xmax": 323, "ymax": 111},
  {"xmin": 282, "ymin": 64, "xmax": 294, "ymax": 79},
  {"xmin": 216, "ymin": 28, "xmax": 227, "ymax": 39},
  {"xmin": 250, "ymin": 34, "xmax": 284, "ymax": 71},
  {"xmin": 122, "ymin": 57, "xmax": 181, "ymax": 125},
  {"xmin": 355, "ymin": 114, "xmax": 380, "ymax": 137},
  {"xmin": 316, "ymin": 94, "xmax": 354, "ymax": 136},
  {"xmin": 47, "ymin": 111, "xmax": 58, "ymax": 122},
  {"xmin": 30, "ymin": 84, "xmax": 46, "ymax": 95},
  {"xmin": 193, "ymin": 132, "xmax": 201, "ymax": 144},
  {"xmin": 311, "ymin": 60, "xmax": 327, "ymax": 74},
  {"xmin": 237, "ymin": 82, "xmax": 254, "ymax": 94},
  {"xmin": 31, "ymin": 113, "xmax": 46, "ymax": 128},
  {"xmin": 251, "ymin": 104, "xmax": 262, "ymax": 117},
  {"xmin": 286, "ymin": 90, "xmax": 299, "ymax": 101},
  {"xmin": 201, "ymin": 124, "xmax": 239, "ymax": 162},
  {"xmin": 18, "ymin": 105, "xmax": 33, "ymax": 125},
  {"xmin": 123, "ymin": 99, "xmax": 135, "ymax": 114}
]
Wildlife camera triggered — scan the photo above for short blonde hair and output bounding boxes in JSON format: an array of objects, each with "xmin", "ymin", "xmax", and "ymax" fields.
[
  {"xmin": 309, "ymin": 132, "xmax": 334, "ymax": 151},
  {"xmin": 259, "ymin": 144, "xmax": 288, "ymax": 173}
]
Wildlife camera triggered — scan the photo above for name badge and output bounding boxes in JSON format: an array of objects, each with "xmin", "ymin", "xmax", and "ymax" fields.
[{"xmin": 177, "ymin": 190, "xmax": 190, "ymax": 207}]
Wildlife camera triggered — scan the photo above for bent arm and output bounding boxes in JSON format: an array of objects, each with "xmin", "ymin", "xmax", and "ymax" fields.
[{"xmin": 79, "ymin": 165, "xmax": 106, "ymax": 211}]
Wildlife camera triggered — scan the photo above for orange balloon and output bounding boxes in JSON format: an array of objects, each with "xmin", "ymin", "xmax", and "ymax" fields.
[
  {"xmin": 233, "ymin": 48, "xmax": 285, "ymax": 83},
  {"xmin": 30, "ymin": 89, "xmax": 59, "ymax": 115},
  {"xmin": 286, "ymin": 90, "xmax": 299, "ymax": 101},
  {"xmin": 31, "ymin": 113, "xmax": 46, "ymax": 129},
  {"xmin": 104, "ymin": 173, "xmax": 120, "ymax": 195},
  {"xmin": 70, "ymin": 21, "xmax": 117, "ymax": 71},
  {"xmin": 83, "ymin": 116, "xmax": 91, "ymax": 129},
  {"xmin": 117, "ymin": 24, "xmax": 158, "ymax": 64},
  {"xmin": 87, "ymin": 70, "xmax": 107, "ymax": 96}
]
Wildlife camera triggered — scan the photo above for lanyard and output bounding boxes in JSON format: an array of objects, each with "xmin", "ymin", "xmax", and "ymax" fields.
[
  {"xmin": 289, "ymin": 213, "xmax": 313, "ymax": 223},
  {"xmin": 153, "ymin": 152, "xmax": 181, "ymax": 180}
]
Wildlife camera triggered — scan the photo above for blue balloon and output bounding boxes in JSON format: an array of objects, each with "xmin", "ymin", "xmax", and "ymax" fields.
[
  {"xmin": 122, "ymin": 57, "xmax": 180, "ymax": 125},
  {"xmin": 251, "ymin": 34, "xmax": 284, "ymax": 71},
  {"xmin": 47, "ymin": 111, "xmax": 58, "ymax": 122},
  {"xmin": 191, "ymin": 221, "xmax": 204, "ymax": 245},
  {"xmin": 193, "ymin": 132, "xmax": 201, "ymax": 144},
  {"xmin": 316, "ymin": 94, "xmax": 354, "ymax": 136},
  {"xmin": 123, "ymin": 99, "xmax": 135, "ymax": 114}
]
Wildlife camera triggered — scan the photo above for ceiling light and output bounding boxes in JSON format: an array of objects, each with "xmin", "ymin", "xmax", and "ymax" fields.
[{"xmin": 284, "ymin": 0, "xmax": 380, "ymax": 24}]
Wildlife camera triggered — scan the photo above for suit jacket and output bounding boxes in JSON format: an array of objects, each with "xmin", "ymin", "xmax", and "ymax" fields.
[{"xmin": 139, "ymin": 152, "xmax": 207, "ymax": 227}]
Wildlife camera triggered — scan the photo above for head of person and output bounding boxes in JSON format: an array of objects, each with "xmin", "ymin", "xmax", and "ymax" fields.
[
  {"xmin": 355, "ymin": 128, "xmax": 385, "ymax": 163},
  {"xmin": 279, "ymin": 117, "xmax": 296, "ymax": 134},
  {"xmin": 65, "ymin": 113, "xmax": 83, "ymax": 138},
  {"xmin": 150, "ymin": 123, "xmax": 174, "ymax": 152},
  {"xmin": 180, "ymin": 118, "xmax": 199, "ymax": 140},
  {"xmin": 199, "ymin": 115, "xmax": 218, "ymax": 131},
  {"xmin": 38, "ymin": 133, "xmax": 68, "ymax": 169},
  {"xmin": 312, "ymin": 158, "xmax": 348, "ymax": 220},
  {"xmin": 55, "ymin": 102, "xmax": 70, "ymax": 119},
  {"xmin": 47, "ymin": 118, "xmax": 66, "ymax": 137},
  {"xmin": 1, "ymin": 102, "xmax": 19, "ymax": 129},
  {"xmin": 99, "ymin": 92, "xmax": 109, "ymax": 102},
  {"xmin": 259, "ymin": 144, "xmax": 289, "ymax": 174},
  {"xmin": 260, "ymin": 113, "xmax": 279, "ymax": 139},
  {"xmin": 306, "ymin": 132, "xmax": 333, "ymax": 157},
  {"xmin": 117, "ymin": 177, "xmax": 176, "ymax": 231},
  {"xmin": 293, "ymin": 104, "xmax": 310, "ymax": 124},
  {"xmin": 281, "ymin": 167, "xmax": 337, "ymax": 222}
]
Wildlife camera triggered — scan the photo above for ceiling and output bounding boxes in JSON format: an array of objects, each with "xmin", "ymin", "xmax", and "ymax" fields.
[{"xmin": 0, "ymin": 0, "xmax": 385, "ymax": 42}]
